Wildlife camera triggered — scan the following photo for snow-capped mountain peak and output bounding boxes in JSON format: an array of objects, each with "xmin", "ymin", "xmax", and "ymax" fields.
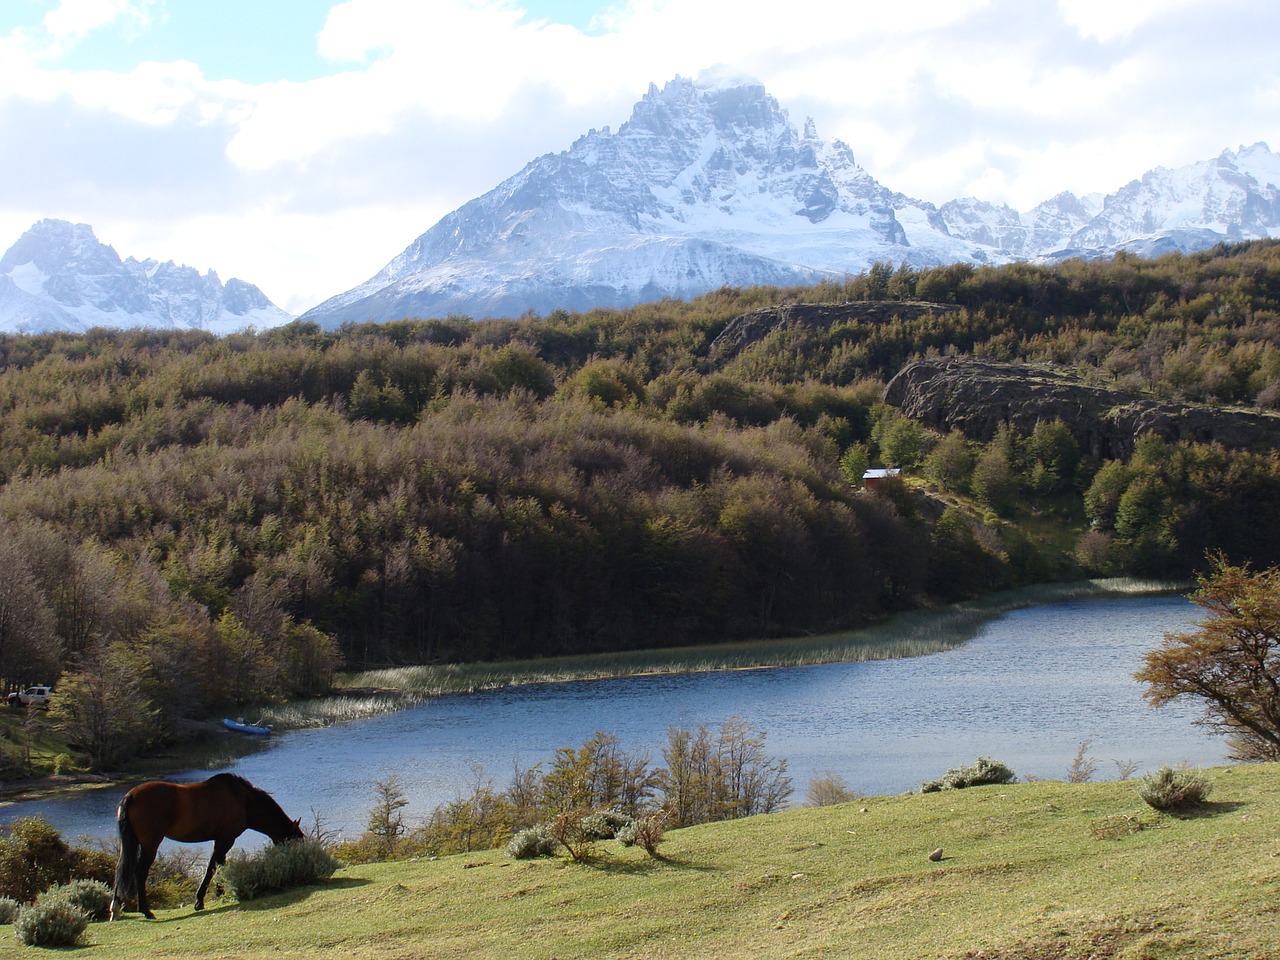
[
  {"xmin": 302, "ymin": 75, "xmax": 993, "ymax": 327},
  {"xmin": 0, "ymin": 220, "xmax": 293, "ymax": 335},
  {"xmin": 299, "ymin": 75, "xmax": 1278, "ymax": 328},
  {"xmin": 11, "ymin": 78, "xmax": 1275, "ymax": 335},
  {"xmin": 296, "ymin": 71, "xmax": 1280, "ymax": 327}
]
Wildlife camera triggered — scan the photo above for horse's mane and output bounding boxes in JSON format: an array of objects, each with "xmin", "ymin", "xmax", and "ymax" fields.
[
  {"xmin": 209, "ymin": 773, "xmax": 281, "ymax": 808},
  {"xmin": 209, "ymin": 772, "xmax": 255, "ymax": 790}
]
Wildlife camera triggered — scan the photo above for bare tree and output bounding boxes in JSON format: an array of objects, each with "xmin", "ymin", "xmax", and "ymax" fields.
[
  {"xmin": 1065, "ymin": 738, "xmax": 1098, "ymax": 783},
  {"xmin": 0, "ymin": 539, "xmax": 60, "ymax": 688}
]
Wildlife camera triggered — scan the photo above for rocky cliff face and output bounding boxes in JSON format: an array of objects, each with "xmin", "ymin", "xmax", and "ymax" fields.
[{"xmin": 883, "ymin": 357, "xmax": 1280, "ymax": 459}]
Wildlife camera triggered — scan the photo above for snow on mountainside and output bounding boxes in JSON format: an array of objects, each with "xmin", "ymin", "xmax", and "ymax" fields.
[
  {"xmin": 0, "ymin": 220, "xmax": 293, "ymax": 335},
  {"xmin": 1060, "ymin": 143, "xmax": 1280, "ymax": 257},
  {"xmin": 303, "ymin": 74, "xmax": 1280, "ymax": 328},
  {"xmin": 302, "ymin": 74, "xmax": 1001, "ymax": 327}
]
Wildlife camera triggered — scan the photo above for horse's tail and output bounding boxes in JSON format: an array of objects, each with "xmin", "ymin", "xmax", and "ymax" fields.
[{"xmin": 110, "ymin": 794, "xmax": 139, "ymax": 918}]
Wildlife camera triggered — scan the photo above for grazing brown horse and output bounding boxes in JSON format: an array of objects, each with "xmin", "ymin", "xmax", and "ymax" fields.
[{"xmin": 109, "ymin": 773, "xmax": 304, "ymax": 920}]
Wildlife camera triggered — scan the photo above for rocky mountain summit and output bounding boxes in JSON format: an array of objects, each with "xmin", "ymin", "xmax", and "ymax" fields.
[
  {"xmin": 0, "ymin": 220, "xmax": 293, "ymax": 335},
  {"xmin": 884, "ymin": 357, "xmax": 1280, "ymax": 460},
  {"xmin": 302, "ymin": 74, "xmax": 1280, "ymax": 328}
]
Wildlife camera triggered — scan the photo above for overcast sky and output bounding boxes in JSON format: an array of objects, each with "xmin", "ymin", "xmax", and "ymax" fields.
[{"xmin": 1, "ymin": 0, "xmax": 1277, "ymax": 314}]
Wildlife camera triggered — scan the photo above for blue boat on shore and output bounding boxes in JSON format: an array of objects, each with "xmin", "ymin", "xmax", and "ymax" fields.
[{"xmin": 223, "ymin": 717, "xmax": 273, "ymax": 735}]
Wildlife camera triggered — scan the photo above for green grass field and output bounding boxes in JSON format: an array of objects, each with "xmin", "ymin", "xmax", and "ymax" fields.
[{"xmin": 45, "ymin": 762, "xmax": 1279, "ymax": 960}]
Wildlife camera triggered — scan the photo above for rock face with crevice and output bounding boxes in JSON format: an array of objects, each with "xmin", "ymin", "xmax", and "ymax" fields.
[{"xmin": 883, "ymin": 357, "xmax": 1280, "ymax": 460}]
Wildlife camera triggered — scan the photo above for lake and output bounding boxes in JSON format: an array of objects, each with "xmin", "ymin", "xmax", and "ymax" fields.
[{"xmin": 1, "ymin": 593, "xmax": 1226, "ymax": 846}]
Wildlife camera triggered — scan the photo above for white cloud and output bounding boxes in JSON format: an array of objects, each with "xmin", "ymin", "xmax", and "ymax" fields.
[
  {"xmin": 42, "ymin": 0, "xmax": 157, "ymax": 44},
  {"xmin": 0, "ymin": 0, "xmax": 1278, "ymax": 312},
  {"xmin": 1056, "ymin": 0, "xmax": 1207, "ymax": 42}
]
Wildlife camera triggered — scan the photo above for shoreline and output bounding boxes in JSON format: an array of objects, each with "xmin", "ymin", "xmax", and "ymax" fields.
[
  {"xmin": 1, "ymin": 577, "xmax": 1182, "ymax": 809},
  {"xmin": 332, "ymin": 576, "xmax": 1182, "ymax": 698}
]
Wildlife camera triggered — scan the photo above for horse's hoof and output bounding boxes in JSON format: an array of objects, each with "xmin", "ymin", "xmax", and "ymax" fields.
[
  {"xmin": 194, "ymin": 902, "xmax": 204, "ymax": 912},
  {"xmin": 144, "ymin": 912, "xmax": 156, "ymax": 920}
]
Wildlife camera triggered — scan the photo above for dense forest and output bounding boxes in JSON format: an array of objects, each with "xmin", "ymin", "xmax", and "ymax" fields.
[{"xmin": 3, "ymin": 240, "xmax": 1280, "ymax": 760}]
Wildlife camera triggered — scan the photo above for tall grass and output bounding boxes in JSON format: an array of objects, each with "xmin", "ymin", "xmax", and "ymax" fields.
[
  {"xmin": 255, "ymin": 694, "xmax": 424, "ymax": 729},
  {"xmin": 340, "ymin": 577, "xmax": 1181, "ymax": 697}
]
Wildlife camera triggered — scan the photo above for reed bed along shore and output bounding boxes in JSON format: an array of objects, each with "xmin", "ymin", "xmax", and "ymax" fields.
[{"xmin": 313, "ymin": 578, "xmax": 1178, "ymax": 716}]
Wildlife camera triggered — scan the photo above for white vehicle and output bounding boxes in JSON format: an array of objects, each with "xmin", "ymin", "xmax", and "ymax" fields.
[{"xmin": 6, "ymin": 685, "xmax": 52, "ymax": 708}]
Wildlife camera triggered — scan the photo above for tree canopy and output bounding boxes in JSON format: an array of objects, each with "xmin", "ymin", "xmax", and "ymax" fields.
[
  {"xmin": 1136, "ymin": 557, "xmax": 1280, "ymax": 759},
  {"xmin": 4, "ymin": 240, "xmax": 1280, "ymax": 768}
]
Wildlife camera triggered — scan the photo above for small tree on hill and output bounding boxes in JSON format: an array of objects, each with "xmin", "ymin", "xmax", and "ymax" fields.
[
  {"xmin": 365, "ymin": 775, "xmax": 410, "ymax": 859},
  {"xmin": 1136, "ymin": 556, "xmax": 1280, "ymax": 760}
]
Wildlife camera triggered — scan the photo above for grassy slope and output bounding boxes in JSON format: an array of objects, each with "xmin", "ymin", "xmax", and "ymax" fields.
[{"xmin": 70, "ymin": 763, "xmax": 1279, "ymax": 960}]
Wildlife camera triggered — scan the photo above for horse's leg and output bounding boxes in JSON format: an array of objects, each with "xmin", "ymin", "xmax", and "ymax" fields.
[
  {"xmin": 135, "ymin": 843, "xmax": 159, "ymax": 920},
  {"xmin": 195, "ymin": 837, "xmax": 234, "ymax": 911}
]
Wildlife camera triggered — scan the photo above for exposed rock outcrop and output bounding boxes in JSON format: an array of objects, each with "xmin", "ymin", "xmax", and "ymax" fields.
[
  {"xmin": 709, "ymin": 300, "xmax": 962, "ymax": 362},
  {"xmin": 883, "ymin": 357, "xmax": 1280, "ymax": 460}
]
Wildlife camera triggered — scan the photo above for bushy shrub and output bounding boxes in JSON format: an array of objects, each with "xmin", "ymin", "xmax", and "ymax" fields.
[
  {"xmin": 506, "ymin": 825, "xmax": 557, "ymax": 860},
  {"xmin": 547, "ymin": 812, "xmax": 597, "ymax": 862},
  {"xmin": 0, "ymin": 897, "xmax": 19, "ymax": 924},
  {"xmin": 920, "ymin": 757, "xmax": 1016, "ymax": 793},
  {"xmin": 578, "ymin": 811, "xmax": 634, "ymax": 841},
  {"xmin": 806, "ymin": 771, "xmax": 862, "ymax": 807},
  {"xmin": 13, "ymin": 898, "xmax": 89, "ymax": 947},
  {"xmin": 0, "ymin": 817, "xmax": 74, "ymax": 903},
  {"xmin": 214, "ymin": 841, "xmax": 339, "ymax": 903},
  {"xmin": 616, "ymin": 812, "xmax": 667, "ymax": 857},
  {"xmin": 39, "ymin": 879, "xmax": 112, "ymax": 921},
  {"xmin": 1137, "ymin": 766, "xmax": 1212, "ymax": 811}
]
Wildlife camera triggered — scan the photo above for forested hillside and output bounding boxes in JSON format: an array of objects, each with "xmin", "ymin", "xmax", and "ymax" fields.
[{"xmin": 3, "ymin": 240, "xmax": 1280, "ymax": 760}]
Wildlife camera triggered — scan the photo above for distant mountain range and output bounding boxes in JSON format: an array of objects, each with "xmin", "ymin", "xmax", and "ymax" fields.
[
  {"xmin": 4, "ymin": 74, "xmax": 1278, "ymax": 335},
  {"xmin": 300, "ymin": 74, "xmax": 1280, "ymax": 329},
  {"xmin": 0, "ymin": 220, "xmax": 292, "ymax": 335}
]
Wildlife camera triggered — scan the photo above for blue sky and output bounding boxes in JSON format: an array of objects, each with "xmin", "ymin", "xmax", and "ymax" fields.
[
  {"xmin": 0, "ymin": 0, "xmax": 613, "ymax": 82},
  {"xmin": 0, "ymin": 1, "xmax": 333, "ymax": 82},
  {"xmin": 1, "ymin": 0, "xmax": 1277, "ymax": 314}
]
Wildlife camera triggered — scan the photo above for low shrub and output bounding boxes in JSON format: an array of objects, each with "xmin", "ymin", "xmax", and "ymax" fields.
[
  {"xmin": 13, "ymin": 898, "xmax": 89, "ymax": 947},
  {"xmin": 578, "ymin": 811, "xmax": 634, "ymax": 841},
  {"xmin": 141, "ymin": 849, "xmax": 202, "ymax": 909},
  {"xmin": 547, "ymin": 812, "xmax": 597, "ymax": 862},
  {"xmin": 506, "ymin": 825, "xmax": 557, "ymax": 860},
  {"xmin": 1137, "ymin": 766, "xmax": 1212, "ymax": 811},
  {"xmin": 920, "ymin": 757, "xmax": 1016, "ymax": 793},
  {"xmin": 39, "ymin": 878, "xmax": 112, "ymax": 921},
  {"xmin": 214, "ymin": 841, "xmax": 339, "ymax": 903},
  {"xmin": 0, "ymin": 817, "xmax": 74, "ymax": 903},
  {"xmin": 616, "ymin": 811, "xmax": 667, "ymax": 857},
  {"xmin": 0, "ymin": 897, "xmax": 19, "ymax": 924},
  {"xmin": 806, "ymin": 771, "xmax": 862, "ymax": 807}
]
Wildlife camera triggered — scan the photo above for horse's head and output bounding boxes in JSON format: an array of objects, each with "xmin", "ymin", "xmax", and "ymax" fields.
[
  {"xmin": 274, "ymin": 817, "xmax": 305, "ymax": 845},
  {"xmin": 244, "ymin": 782, "xmax": 306, "ymax": 844}
]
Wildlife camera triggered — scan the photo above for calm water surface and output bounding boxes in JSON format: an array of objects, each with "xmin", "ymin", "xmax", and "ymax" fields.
[{"xmin": 3, "ymin": 594, "xmax": 1225, "ymax": 845}]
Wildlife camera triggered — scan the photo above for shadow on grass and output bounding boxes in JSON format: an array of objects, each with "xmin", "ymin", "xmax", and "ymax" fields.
[
  {"xmin": 577, "ymin": 852, "xmax": 717, "ymax": 875},
  {"xmin": 234, "ymin": 875, "xmax": 371, "ymax": 912},
  {"xmin": 1172, "ymin": 800, "xmax": 1246, "ymax": 820},
  {"xmin": 141, "ymin": 876, "xmax": 370, "ymax": 921}
]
